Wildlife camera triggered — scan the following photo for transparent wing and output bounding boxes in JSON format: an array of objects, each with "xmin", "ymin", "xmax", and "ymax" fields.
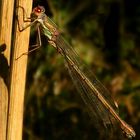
[
  {"xmin": 65, "ymin": 55, "xmax": 125, "ymax": 138},
  {"xmin": 55, "ymin": 35, "xmax": 118, "ymax": 111},
  {"xmin": 54, "ymin": 35, "xmax": 120, "ymax": 131}
]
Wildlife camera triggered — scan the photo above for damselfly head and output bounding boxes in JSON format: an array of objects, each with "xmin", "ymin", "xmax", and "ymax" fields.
[{"xmin": 32, "ymin": 6, "xmax": 45, "ymax": 16}]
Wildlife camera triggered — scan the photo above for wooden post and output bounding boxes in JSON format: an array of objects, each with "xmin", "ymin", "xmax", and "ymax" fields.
[
  {"xmin": 0, "ymin": 0, "xmax": 15, "ymax": 140},
  {"xmin": 6, "ymin": 0, "xmax": 32, "ymax": 140}
]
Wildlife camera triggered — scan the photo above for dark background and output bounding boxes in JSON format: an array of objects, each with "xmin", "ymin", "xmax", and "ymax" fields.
[{"xmin": 23, "ymin": 0, "xmax": 140, "ymax": 140}]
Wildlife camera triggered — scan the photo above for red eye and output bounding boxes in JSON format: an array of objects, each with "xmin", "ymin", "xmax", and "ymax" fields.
[
  {"xmin": 35, "ymin": 7, "xmax": 41, "ymax": 13},
  {"xmin": 33, "ymin": 6, "xmax": 45, "ymax": 14},
  {"xmin": 33, "ymin": 6, "xmax": 45, "ymax": 13}
]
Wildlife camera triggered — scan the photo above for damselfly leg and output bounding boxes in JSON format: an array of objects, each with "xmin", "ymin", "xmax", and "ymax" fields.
[{"xmin": 16, "ymin": 7, "xmax": 42, "ymax": 59}]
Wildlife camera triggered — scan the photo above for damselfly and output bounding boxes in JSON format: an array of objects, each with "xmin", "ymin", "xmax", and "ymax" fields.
[{"xmin": 16, "ymin": 6, "xmax": 136, "ymax": 138}]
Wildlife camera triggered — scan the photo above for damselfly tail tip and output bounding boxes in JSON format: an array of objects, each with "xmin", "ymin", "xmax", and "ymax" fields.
[
  {"xmin": 126, "ymin": 129, "xmax": 136, "ymax": 139},
  {"xmin": 121, "ymin": 120, "xmax": 136, "ymax": 139}
]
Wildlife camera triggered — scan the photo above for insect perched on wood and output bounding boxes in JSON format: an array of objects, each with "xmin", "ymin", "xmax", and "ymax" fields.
[{"xmin": 16, "ymin": 5, "xmax": 136, "ymax": 139}]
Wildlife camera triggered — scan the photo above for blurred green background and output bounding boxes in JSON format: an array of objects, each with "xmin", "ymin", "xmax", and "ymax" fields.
[{"xmin": 23, "ymin": 0, "xmax": 140, "ymax": 140}]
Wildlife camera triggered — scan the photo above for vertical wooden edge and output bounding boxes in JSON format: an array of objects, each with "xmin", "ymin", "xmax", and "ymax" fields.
[
  {"xmin": 0, "ymin": 0, "xmax": 15, "ymax": 140},
  {"xmin": 7, "ymin": 0, "xmax": 32, "ymax": 140},
  {"xmin": 0, "ymin": 79, "xmax": 8, "ymax": 140}
]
